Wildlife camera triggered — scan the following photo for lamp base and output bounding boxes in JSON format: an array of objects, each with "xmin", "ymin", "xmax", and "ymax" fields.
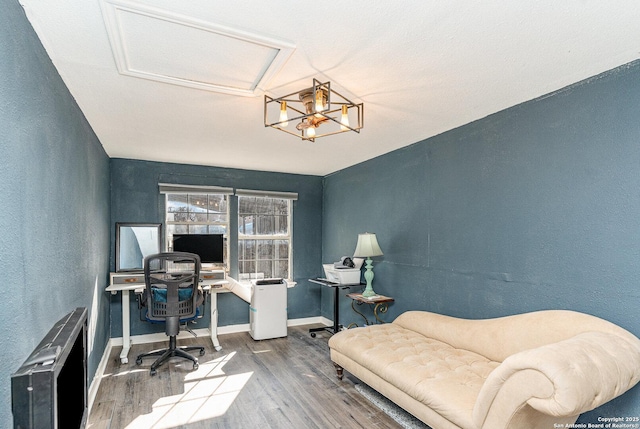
[
  {"xmin": 361, "ymin": 287, "xmax": 377, "ymax": 298},
  {"xmin": 361, "ymin": 257, "xmax": 376, "ymax": 297}
]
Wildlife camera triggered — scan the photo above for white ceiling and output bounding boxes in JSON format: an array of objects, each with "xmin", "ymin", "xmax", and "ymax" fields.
[{"xmin": 19, "ymin": 0, "xmax": 640, "ymax": 176}]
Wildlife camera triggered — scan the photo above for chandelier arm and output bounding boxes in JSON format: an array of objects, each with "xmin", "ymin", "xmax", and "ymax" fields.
[{"xmin": 326, "ymin": 87, "xmax": 358, "ymax": 106}]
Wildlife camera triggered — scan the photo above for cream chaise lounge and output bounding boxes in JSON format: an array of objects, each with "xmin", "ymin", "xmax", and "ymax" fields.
[{"xmin": 328, "ymin": 310, "xmax": 640, "ymax": 429}]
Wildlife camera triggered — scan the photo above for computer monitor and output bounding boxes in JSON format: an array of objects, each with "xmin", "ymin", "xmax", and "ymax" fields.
[{"xmin": 172, "ymin": 234, "xmax": 224, "ymax": 264}]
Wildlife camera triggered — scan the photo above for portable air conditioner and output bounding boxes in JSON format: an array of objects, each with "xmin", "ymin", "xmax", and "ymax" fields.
[{"xmin": 249, "ymin": 279, "xmax": 287, "ymax": 340}]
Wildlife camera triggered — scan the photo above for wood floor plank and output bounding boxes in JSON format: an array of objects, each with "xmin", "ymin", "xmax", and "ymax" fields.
[{"xmin": 88, "ymin": 325, "xmax": 403, "ymax": 428}]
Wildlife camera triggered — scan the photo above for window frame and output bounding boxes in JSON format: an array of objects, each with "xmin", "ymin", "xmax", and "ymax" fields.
[
  {"xmin": 163, "ymin": 189, "xmax": 231, "ymax": 271},
  {"xmin": 159, "ymin": 184, "xmax": 297, "ymax": 282},
  {"xmin": 237, "ymin": 195, "xmax": 293, "ymax": 283}
]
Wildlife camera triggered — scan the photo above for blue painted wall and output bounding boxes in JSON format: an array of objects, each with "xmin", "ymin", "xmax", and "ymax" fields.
[
  {"xmin": 5, "ymin": 0, "xmax": 640, "ymax": 421},
  {"xmin": 110, "ymin": 158, "xmax": 323, "ymax": 337},
  {"xmin": 323, "ymin": 61, "xmax": 640, "ymax": 422},
  {"xmin": 0, "ymin": 0, "xmax": 111, "ymax": 426}
]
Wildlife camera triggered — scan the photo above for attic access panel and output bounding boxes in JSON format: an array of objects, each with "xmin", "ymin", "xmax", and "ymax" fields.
[{"xmin": 100, "ymin": 0, "xmax": 295, "ymax": 96}]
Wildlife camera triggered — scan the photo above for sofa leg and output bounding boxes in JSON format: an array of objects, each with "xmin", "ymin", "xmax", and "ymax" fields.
[{"xmin": 333, "ymin": 363, "xmax": 344, "ymax": 380}]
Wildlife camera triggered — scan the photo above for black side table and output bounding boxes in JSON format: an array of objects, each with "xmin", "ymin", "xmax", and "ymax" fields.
[{"xmin": 308, "ymin": 278, "xmax": 362, "ymax": 337}]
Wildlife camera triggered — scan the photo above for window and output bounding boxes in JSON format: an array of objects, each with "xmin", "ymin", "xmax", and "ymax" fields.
[
  {"xmin": 161, "ymin": 184, "xmax": 232, "ymax": 269},
  {"xmin": 160, "ymin": 184, "xmax": 296, "ymax": 280},
  {"xmin": 238, "ymin": 194, "xmax": 292, "ymax": 281}
]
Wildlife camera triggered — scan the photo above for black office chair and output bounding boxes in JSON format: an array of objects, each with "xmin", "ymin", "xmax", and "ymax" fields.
[{"xmin": 135, "ymin": 252, "xmax": 205, "ymax": 375}]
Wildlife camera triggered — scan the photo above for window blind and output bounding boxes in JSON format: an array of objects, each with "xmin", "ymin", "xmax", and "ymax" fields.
[
  {"xmin": 235, "ymin": 189, "xmax": 298, "ymax": 200},
  {"xmin": 158, "ymin": 183, "xmax": 234, "ymax": 195}
]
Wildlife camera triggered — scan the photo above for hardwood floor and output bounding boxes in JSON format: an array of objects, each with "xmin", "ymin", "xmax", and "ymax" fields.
[{"xmin": 87, "ymin": 324, "xmax": 404, "ymax": 429}]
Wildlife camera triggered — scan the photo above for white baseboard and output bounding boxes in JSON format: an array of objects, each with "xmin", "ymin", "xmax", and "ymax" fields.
[
  {"xmin": 88, "ymin": 316, "xmax": 332, "ymax": 416},
  {"xmin": 107, "ymin": 316, "xmax": 331, "ymax": 347},
  {"xmin": 87, "ymin": 340, "xmax": 112, "ymax": 414},
  {"xmin": 109, "ymin": 328, "xmax": 212, "ymax": 346},
  {"xmin": 288, "ymin": 316, "xmax": 332, "ymax": 327}
]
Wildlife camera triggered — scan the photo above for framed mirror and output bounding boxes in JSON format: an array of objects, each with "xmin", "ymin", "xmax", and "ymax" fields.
[{"xmin": 115, "ymin": 223, "xmax": 162, "ymax": 272}]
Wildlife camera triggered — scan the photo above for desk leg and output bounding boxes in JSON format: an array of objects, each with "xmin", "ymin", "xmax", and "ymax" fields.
[
  {"xmin": 309, "ymin": 286, "xmax": 343, "ymax": 337},
  {"xmin": 209, "ymin": 292, "xmax": 222, "ymax": 351},
  {"xmin": 333, "ymin": 286, "xmax": 341, "ymax": 333},
  {"xmin": 119, "ymin": 290, "xmax": 131, "ymax": 364}
]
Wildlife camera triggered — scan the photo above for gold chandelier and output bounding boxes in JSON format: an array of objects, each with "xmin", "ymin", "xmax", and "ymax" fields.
[{"xmin": 264, "ymin": 79, "xmax": 363, "ymax": 142}]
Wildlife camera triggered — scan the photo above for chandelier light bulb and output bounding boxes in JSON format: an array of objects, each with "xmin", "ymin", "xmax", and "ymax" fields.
[
  {"xmin": 279, "ymin": 101, "xmax": 288, "ymax": 127},
  {"xmin": 307, "ymin": 127, "xmax": 316, "ymax": 139},
  {"xmin": 315, "ymin": 89, "xmax": 325, "ymax": 112},
  {"xmin": 340, "ymin": 105, "xmax": 350, "ymax": 131}
]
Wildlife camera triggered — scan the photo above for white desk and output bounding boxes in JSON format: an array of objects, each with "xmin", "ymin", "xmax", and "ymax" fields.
[{"xmin": 107, "ymin": 271, "xmax": 228, "ymax": 364}]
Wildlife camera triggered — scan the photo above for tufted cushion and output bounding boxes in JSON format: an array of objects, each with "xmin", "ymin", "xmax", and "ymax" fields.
[{"xmin": 329, "ymin": 324, "xmax": 499, "ymax": 429}]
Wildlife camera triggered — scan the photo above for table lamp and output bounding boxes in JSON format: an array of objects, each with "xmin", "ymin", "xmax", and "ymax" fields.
[{"xmin": 353, "ymin": 232, "xmax": 384, "ymax": 297}]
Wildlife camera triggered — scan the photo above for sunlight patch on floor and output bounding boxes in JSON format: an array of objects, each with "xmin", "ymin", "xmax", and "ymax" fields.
[
  {"xmin": 125, "ymin": 352, "xmax": 253, "ymax": 428},
  {"xmin": 104, "ymin": 367, "xmax": 149, "ymax": 378}
]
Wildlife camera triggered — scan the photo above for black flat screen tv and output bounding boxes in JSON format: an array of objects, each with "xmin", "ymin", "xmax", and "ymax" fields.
[
  {"xmin": 172, "ymin": 234, "xmax": 224, "ymax": 264},
  {"xmin": 12, "ymin": 307, "xmax": 88, "ymax": 429}
]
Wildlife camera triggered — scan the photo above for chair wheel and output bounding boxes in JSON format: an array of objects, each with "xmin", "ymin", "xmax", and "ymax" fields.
[
  {"xmin": 150, "ymin": 369, "xmax": 157, "ymax": 376},
  {"xmin": 136, "ymin": 357, "xmax": 142, "ymax": 365},
  {"xmin": 193, "ymin": 362, "xmax": 199, "ymax": 370},
  {"xmin": 310, "ymin": 332, "xmax": 316, "ymax": 338},
  {"xmin": 199, "ymin": 349, "xmax": 205, "ymax": 356}
]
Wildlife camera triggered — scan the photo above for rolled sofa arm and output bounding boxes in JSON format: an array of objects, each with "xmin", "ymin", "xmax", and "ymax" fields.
[{"xmin": 473, "ymin": 331, "xmax": 640, "ymax": 429}]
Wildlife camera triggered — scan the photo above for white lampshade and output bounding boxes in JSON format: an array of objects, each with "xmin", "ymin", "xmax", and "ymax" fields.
[{"xmin": 353, "ymin": 233, "xmax": 383, "ymax": 258}]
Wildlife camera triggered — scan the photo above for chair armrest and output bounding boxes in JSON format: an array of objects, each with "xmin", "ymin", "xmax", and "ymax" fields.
[{"xmin": 473, "ymin": 331, "xmax": 640, "ymax": 429}]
